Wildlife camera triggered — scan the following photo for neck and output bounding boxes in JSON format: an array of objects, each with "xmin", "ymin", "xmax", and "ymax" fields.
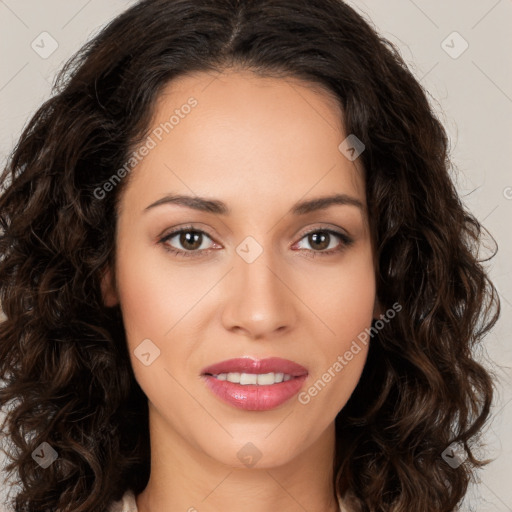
[{"xmin": 136, "ymin": 404, "xmax": 341, "ymax": 512}]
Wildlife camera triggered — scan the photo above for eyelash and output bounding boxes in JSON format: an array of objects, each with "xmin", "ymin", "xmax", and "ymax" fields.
[{"xmin": 158, "ymin": 225, "xmax": 354, "ymax": 259}]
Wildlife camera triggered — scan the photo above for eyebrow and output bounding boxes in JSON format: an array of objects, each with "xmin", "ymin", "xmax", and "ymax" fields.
[{"xmin": 144, "ymin": 193, "xmax": 364, "ymax": 216}]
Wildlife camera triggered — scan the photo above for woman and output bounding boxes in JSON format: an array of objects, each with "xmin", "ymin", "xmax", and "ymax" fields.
[{"xmin": 0, "ymin": 0, "xmax": 500, "ymax": 511}]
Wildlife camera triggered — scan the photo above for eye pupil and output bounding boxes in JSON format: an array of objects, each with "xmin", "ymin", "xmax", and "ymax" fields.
[
  {"xmin": 180, "ymin": 231, "xmax": 202, "ymax": 250},
  {"xmin": 309, "ymin": 232, "xmax": 329, "ymax": 250}
]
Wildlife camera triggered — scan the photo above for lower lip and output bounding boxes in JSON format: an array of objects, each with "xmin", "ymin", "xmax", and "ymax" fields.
[{"xmin": 203, "ymin": 375, "xmax": 308, "ymax": 411}]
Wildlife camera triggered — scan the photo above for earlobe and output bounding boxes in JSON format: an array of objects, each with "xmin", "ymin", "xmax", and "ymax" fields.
[{"xmin": 100, "ymin": 266, "xmax": 119, "ymax": 307}]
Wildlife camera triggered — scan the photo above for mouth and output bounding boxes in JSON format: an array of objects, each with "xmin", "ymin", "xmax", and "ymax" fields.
[
  {"xmin": 201, "ymin": 357, "xmax": 308, "ymax": 411},
  {"xmin": 206, "ymin": 371, "xmax": 295, "ymax": 385}
]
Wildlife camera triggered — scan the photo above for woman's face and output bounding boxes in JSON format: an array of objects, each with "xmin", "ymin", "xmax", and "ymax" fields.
[{"xmin": 103, "ymin": 69, "xmax": 381, "ymax": 469}]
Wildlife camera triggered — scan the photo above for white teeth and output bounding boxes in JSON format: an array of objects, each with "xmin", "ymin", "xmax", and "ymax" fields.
[
  {"xmin": 240, "ymin": 373, "xmax": 258, "ymax": 385},
  {"xmin": 213, "ymin": 372, "xmax": 294, "ymax": 385},
  {"xmin": 257, "ymin": 372, "xmax": 275, "ymax": 385}
]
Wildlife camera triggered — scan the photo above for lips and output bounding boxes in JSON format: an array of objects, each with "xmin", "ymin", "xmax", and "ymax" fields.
[
  {"xmin": 201, "ymin": 357, "xmax": 308, "ymax": 377},
  {"xmin": 201, "ymin": 357, "xmax": 309, "ymax": 411}
]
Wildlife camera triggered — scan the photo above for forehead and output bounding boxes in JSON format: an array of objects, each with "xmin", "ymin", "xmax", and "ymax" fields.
[
  {"xmin": 152, "ymin": 69, "xmax": 347, "ymax": 146},
  {"xmin": 122, "ymin": 69, "xmax": 366, "ymax": 219}
]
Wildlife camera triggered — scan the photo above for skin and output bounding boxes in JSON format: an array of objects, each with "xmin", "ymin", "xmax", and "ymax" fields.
[{"xmin": 102, "ymin": 68, "xmax": 382, "ymax": 512}]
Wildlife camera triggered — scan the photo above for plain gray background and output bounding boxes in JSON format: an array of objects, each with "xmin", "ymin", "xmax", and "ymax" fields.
[{"xmin": 0, "ymin": 1, "xmax": 511, "ymax": 510}]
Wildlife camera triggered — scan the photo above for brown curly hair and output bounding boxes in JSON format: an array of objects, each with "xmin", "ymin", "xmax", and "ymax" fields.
[{"xmin": 0, "ymin": 0, "xmax": 500, "ymax": 510}]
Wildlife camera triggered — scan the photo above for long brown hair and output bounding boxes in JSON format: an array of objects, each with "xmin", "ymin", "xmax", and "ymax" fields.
[{"xmin": 0, "ymin": 0, "xmax": 500, "ymax": 510}]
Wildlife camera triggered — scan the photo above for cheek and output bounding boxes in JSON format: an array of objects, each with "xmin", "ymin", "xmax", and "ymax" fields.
[
  {"xmin": 305, "ymin": 344, "xmax": 369, "ymax": 419},
  {"xmin": 114, "ymin": 232, "xmax": 196, "ymax": 343},
  {"xmin": 115, "ymin": 259, "xmax": 165, "ymax": 343},
  {"xmin": 304, "ymin": 249, "xmax": 376, "ymax": 343},
  {"xmin": 114, "ymin": 233, "xmax": 207, "ymax": 393},
  {"xmin": 114, "ymin": 245, "xmax": 187, "ymax": 406},
  {"xmin": 299, "ymin": 251, "xmax": 375, "ymax": 407}
]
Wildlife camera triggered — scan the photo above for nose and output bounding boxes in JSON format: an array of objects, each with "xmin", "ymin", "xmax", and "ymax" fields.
[{"xmin": 220, "ymin": 248, "xmax": 298, "ymax": 340}]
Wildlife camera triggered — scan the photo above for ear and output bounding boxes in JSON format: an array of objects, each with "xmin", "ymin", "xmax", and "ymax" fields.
[{"xmin": 100, "ymin": 266, "xmax": 119, "ymax": 307}]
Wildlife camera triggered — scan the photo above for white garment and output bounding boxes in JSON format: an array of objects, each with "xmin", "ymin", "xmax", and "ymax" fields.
[
  {"xmin": 109, "ymin": 489, "xmax": 138, "ymax": 512},
  {"xmin": 108, "ymin": 489, "xmax": 346, "ymax": 511}
]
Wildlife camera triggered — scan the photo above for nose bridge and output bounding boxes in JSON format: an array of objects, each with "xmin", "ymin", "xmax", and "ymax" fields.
[{"xmin": 221, "ymin": 235, "xmax": 296, "ymax": 337}]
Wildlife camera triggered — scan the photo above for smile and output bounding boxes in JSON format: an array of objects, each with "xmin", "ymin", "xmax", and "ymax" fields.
[
  {"xmin": 210, "ymin": 372, "xmax": 293, "ymax": 385},
  {"xmin": 201, "ymin": 357, "xmax": 308, "ymax": 411}
]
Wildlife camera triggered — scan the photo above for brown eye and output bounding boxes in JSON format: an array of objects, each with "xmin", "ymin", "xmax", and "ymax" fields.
[
  {"xmin": 294, "ymin": 229, "xmax": 353, "ymax": 256},
  {"xmin": 159, "ymin": 228, "xmax": 217, "ymax": 257},
  {"xmin": 178, "ymin": 231, "xmax": 203, "ymax": 251},
  {"xmin": 307, "ymin": 231, "xmax": 330, "ymax": 251}
]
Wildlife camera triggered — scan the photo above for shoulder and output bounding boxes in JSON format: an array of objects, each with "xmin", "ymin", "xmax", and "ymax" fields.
[{"xmin": 108, "ymin": 489, "xmax": 138, "ymax": 512}]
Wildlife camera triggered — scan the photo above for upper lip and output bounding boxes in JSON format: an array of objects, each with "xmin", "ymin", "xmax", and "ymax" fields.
[{"xmin": 201, "ymin": 357, "xmax": 308, "ymax": 377}]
